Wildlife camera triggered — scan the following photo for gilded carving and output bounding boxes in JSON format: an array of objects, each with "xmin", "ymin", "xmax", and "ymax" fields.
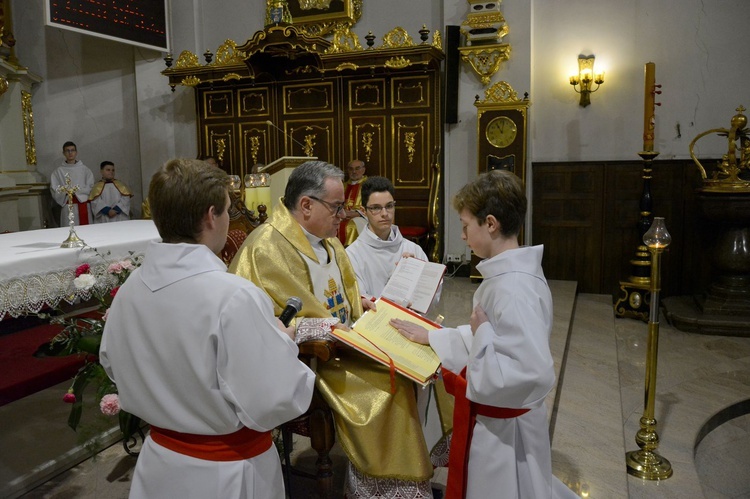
[
  {"xmin": 299, "ymin": 0, "xmax": 333, "ymax": 8},
  {"xmin": 213, "ymin": 40, "xmax": 246, "ymax": 66},
  {"xmin": 284, "ymin": 65, "xmax": 319, "ymax": 76},
  {"xmin": 326, "ymin": 23, "xmax": 363, "ymax": 53},
  {"xmin": 287, "ymin": 86, "xmax": 331, "ymax": 111},
  {"xmin": 336, "ymin": 62, "xmax": 359, "ymax": 71},
  {"xmin": 21, "ymin": 90, "xmax": 37, "ymax": 165},
  {"xmin": 432, "ymin": 29, "xmax": 442, "ymax": 51},
  {"xmin": 381, "ymin": 27, "xmax": 414, "ymax": 48},
  {"xmin": 223, "ymin": 73, "xmax": 242, "ymax": 81},
  {"xmin": 362, "ymin": 132, "xmax": 374, "ymax": 163},
  {"xmin": 214, "ymin": 137, "xmax": 227, "ymax": 163},
  {"xmin": 175, "ymin": 50, "xmax": 201, "ymax": 69},
  {"xmin": 354, "ymin": 84, "xmax": 381, "ymax": 107},
  {"xmin": 396, "ymin": 82, "xmax": 425, "ymax": 105},
  {"xmin": 303, "ymin": 134, "xmax": 317, "ymax": 157},
  {"xmin": 181, "ymin": 76, "xmax": 201, "ymax": 87},
  {"xmin": 404, "ymin": 131, "xmax": 417, "ymax": 164},
  {"xmin": 289, "ymin": 0, "xmax": 363, "ymax": 38},
  {"xmin": 250, "ymin": 136, "xmax": 260, "ymax": 166},
  {"xmin": 385, "ymin": 56, "xmax": 410, "ymax": 69},
  {"xmin": 458, "ymin": 45, "xmax": 511, "ymax": 85},
  {"xmin": 481, "ymin": 80, "xmax": 520, "ymax": 104}
]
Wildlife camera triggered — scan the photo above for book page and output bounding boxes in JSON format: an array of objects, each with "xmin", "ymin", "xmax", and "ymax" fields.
[
  {"xmin": 408, "ymin": 261, "xmax": 446, "ymax": 313},
  {"xmin": 347, "ymin": 298, "xmax": 441, "ymax": 382},
  {"xmin": 380, "ymin": 257, "xmax": 424, "ymax": 306}
]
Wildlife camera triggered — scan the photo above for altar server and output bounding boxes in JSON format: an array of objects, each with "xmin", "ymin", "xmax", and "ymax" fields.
[
  {"xmin": 50, "ymin": 141, "xmax": 94, "ymax": 226},
  {"xmin": 391, "ymin": 170, "xmax": 577, "ymax": 499},
  {"xmin": 89, "ymin": 161, "xmax": 133, "ymax": 223},
  {"xmin": 100, "ymin": 158, "xmax": 315, "ymax": 499}
]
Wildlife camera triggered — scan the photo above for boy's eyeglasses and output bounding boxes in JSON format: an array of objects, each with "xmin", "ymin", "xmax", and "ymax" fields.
[
  {"xmin": 309, "ymin": 196, "xmax": 345, "ymax": 217},
  {"xmin": 365, "ymin": 202, "xmax": 396, "ymax": 215}
]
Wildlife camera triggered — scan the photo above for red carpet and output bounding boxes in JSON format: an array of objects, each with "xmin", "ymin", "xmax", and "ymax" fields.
[{"xmin": 0, "ymin": 319, "xmax": 89, "ymax": 407}]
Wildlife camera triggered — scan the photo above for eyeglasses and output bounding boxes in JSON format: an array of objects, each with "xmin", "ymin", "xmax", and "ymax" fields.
[
  {"xmin": 365, "ymin": 202, "xmax": 396, "ymax": 215},
  {"xmin": 309, "ymin": 196, "xmax": 346, "ymax": 217}
]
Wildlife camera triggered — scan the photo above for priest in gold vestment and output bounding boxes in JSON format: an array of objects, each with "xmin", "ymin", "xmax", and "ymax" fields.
[{"xmin": 229, "ymin": 161, "xmax": 435, "ymax": 498}]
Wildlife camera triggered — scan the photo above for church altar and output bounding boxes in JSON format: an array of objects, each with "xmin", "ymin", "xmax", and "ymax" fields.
[{"xmin": 0, "ymin": 220, "xmax": 160, "ymax": 319}]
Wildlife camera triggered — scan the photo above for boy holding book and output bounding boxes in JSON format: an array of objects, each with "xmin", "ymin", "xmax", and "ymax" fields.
[{"xmin": 391, "ymin": 170, "xmax": 576, "ymax": 499}]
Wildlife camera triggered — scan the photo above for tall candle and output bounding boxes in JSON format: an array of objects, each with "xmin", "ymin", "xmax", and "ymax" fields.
[
  {"xmin": 245, "ymin": 186, "xmax": 258, "ymax": 211},
  {"xmin": 643, "ymin": 62, "xmax": 656, "ymax": 152},
  {"xmin": 256, "ymin": 186, "xmax": 272, "ymax": 216}
]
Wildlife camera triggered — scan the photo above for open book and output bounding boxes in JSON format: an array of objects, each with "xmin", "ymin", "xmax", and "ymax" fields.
[
  {"xmin": 380, "ymin": 257, "xmax": 446, "ymax": 314},
  {"xmin": 331, "ymin": 297, "xmax": 442, "ymax": 386}
]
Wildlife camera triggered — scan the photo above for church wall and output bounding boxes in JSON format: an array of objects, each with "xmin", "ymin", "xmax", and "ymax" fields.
[{"xmin": 10, "ymin": 0, "xmax": 749, "ymax": 264}]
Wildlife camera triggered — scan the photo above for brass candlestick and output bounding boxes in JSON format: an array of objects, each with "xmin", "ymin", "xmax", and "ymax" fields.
[
  {"xmin": 626, "ymin": 217, "xmax": 673, "ymax": 480},
  {"xmin": 56, "ymin": 173, "xmax": 86, "ymax": 248}
]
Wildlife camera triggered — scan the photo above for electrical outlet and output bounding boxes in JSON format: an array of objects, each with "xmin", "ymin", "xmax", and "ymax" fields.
[{"xmin": 447, "ymin": 254, "xmax": 462, "ymax": 263}]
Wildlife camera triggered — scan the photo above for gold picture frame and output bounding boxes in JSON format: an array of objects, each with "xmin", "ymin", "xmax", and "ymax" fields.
[{"xmin": 283, "ymin": 0, "xmax": 363, "ymax": 37}]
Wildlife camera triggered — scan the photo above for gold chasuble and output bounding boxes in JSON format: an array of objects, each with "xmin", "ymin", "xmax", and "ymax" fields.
[
  {"xmin": 339, "ymin": 176, "xmax": 366, "ymax": 246},
  {"xmin": 229, "ymin": 201, "xmax": 432, "ymax": 481}
]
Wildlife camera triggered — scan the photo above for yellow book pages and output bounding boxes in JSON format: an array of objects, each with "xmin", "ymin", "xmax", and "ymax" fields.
[{"xmin": 332, "ymin": 298, "xmax": 442, "ymax": 385}]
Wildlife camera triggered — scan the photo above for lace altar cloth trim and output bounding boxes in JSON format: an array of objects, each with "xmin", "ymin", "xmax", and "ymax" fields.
[
  {"xmin": 295, "ymin": 317, "xmax": 340, "ymax": 344},
  {"xmin": 0, "ymin": 254, "xmax": 145, "ymax": 319}
]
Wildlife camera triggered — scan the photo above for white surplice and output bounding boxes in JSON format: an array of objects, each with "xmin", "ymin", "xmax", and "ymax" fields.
[
  {"xmin": 90, "ymin": 182, "xmax": 131, "ymax": 223},
  {"xmin": 100, "ymin": 241, "xmax": 316, "ymax": 499},
  {"xmin": 429, "ymin": 245, "xmax": 576, "ymax": 499},
  {"xmin": 346, "ymin": 224, "xmax": 429, "ymax": 299},
  {"xmin": 50, "ymin": 161, "xmax": 95, "ymax": 226}
]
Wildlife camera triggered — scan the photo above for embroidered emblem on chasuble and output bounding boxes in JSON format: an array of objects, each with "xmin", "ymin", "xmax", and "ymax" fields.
[{"xmin": 324, "ymin": 277, "xmax": 348, "ymax": 325}]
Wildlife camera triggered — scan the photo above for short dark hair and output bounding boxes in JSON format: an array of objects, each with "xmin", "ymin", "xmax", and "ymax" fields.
[
  {"xmin": 361, "ymin": 176, "xmax": 395, "ymax": 207},
  {"xmin": 452, "ymin": 169, "xmax": 526, "ymax": 237},
  {"xmin": 283, "ymin": 161, "xmax": 344, "ymax": 211},
  {"xmin": 62, "ymin": 141, "xmax": 76, "ymax": 151},
  {"xmin": 100, "ymin": 161, "xmax": 114, "ymax": 169},
  {"xmin": 148, "ymin": 158, "xmax": 230, "ymax": 243}
]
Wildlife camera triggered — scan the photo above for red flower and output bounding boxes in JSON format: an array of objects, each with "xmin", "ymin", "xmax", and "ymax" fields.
[
  {"xmin": 110, "ymin": 286, "xmax": 120, "ymax": 298},
  {"xmin": 63, "ymin": 392, "xmax": 76, "ymax": 403},
  {"xmin": 75, "ymin": 264, "xmax": 90, "ymax": 277}
]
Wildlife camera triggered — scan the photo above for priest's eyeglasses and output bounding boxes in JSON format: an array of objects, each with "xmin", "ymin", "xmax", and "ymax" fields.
[
  {"xmin": 309, "ymin": 196, "xmax": 346, "ymax": 217},
  {"xmin": 365, "ymin": 202, "xmax": 396, "ymax": 215}
]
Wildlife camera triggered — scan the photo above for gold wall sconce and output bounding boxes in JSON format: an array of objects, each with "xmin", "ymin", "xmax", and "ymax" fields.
[{"xmin": 569, "ymin": 55, "xmax": 604, "ymax": 107}]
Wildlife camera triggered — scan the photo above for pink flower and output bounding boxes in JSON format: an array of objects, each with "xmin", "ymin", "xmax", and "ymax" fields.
[
  {"xmin": 63, "ymin": 392, "xmax": 76, "ymax": 403},
  {"xmin": 75, "ymin": 264, "xmax": 90, "ymax": 277},
  {"xmin": 99, "ymin": 394, "xmax": 120, "ymax": 416},
  {"xmin": 110, "ymin": 286, "xmax": 120, "ymax": 298},
  {"xmin": 120, "ymin": 260, "xmax": 135, "ymax": 270},
  {"xmin": 108, "ymin": 262, "xmax": 124, "ymax": 274}
]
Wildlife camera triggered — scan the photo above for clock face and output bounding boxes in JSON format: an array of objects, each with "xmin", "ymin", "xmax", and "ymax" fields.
[{"xmin": 486, "ymin": 116, "xmax": 517, "ymax": 148}]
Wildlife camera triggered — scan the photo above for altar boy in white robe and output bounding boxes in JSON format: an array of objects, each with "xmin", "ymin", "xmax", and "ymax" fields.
[
  {"xmin": 100, "ymin": 158, "xmax": 315, "ymax": 499},
  {"xmin": 391, "ymin": 170, "xmax": 577, "ymax": 499},
  {"xmin": 89, "ymin": 161, "xmax": 133, "ymax": 223},
  {"xmin": 50, "ymin": 141, "xmax": 94, "ymax": 226}
]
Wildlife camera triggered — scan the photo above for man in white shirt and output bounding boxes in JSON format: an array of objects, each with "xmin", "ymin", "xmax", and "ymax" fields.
[
  {"xmin": 89, "ymin": 161, "xmax": 133, "ymax": 223},
  {"xmin": 50, "ymin": 141, "xmax": 94, "ymax": 226},
  {"xmin": 100, "ymin": 158, "xmax": 315, "ymax": 499}
]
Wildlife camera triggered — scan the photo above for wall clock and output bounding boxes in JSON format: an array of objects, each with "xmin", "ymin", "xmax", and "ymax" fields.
[{"xmin": 485, "ymin": 116, "xmax": 517, "ymax": 149}]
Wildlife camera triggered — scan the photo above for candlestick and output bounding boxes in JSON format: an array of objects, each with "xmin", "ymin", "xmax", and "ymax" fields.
[{"xmin": 643, "ymin": 62, "xmax": 656, "ymax": 152}]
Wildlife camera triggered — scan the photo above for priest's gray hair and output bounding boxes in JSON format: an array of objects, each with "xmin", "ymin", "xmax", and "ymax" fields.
[{"xmin": 284, "ymin": 160, "xmax": 344, "ymax": 211}]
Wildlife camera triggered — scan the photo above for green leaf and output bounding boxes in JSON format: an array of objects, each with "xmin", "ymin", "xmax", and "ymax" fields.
[{"xmin": 77, "ymin": 335, "xmax": 102, "ymax": 354}]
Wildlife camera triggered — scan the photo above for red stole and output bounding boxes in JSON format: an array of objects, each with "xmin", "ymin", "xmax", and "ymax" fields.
[
  {"xmin": 442, "ymin": 367, "xmax": 530, "ymax": 499},
  {"xmin": 73, "ymin": 196, "xmax": 90, "ymax": 225}
]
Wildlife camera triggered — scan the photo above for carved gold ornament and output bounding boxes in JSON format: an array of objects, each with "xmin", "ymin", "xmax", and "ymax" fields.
[
  {"xmin": 223, "ymin": 73, "xmax": 241, "ymax": 81},
  {"xmin": 175, "ymin": 50, "xmax": 201, "ymax": 69},
  {"xmin": 404, "ymin": 131, "xmax": 417, "ymax": 163},
  {"xmin": 458, "ymin": 44, "xmax": 511, "ymax": 85},
  {"xmin": 212, "ymin": 40, "xmax": 246, "ymax": 66},
  {"xmin": 381, "ymin": 27, "xmax": 414, "ymax": 48},
  {"xmin": 214, "ymin": 138, "xmax": 227, "ymax": 163},
  {"xmin": 21, "ymin": 90, "xmax": 37, "ymax": 165},
  {"xmin": 432, "ymin": 29, "xmax": 442, "ymax": 51},
  {"xmin": 385, "ymin": 56, "xmax": 410, "ymax": 69},
  {"xmin": 299, "ymin": 0, "xmax": 333, "ymax": 10},
  {"xmin": 181, "ymin": 76, "xmax": 201, "ymax": 87},
  {"xmin": 303, "ymin": 134, "xmax": 317, "ymax": 157},
  {"xmin": 362, "ymin": 132, "xmax": 373, "ymax": 163},
  {"xmin": 250, "ymin": 136, "xmax": 260, "ymax": 166},
  {"xmin": 326, "ymin": 23, "xmax": 363, "ymax": 53},
  {"xmin": 481, "ymin": 80, "xmax": 520, "ymax": 104},
  {"xmin": 335, "ymin": 62, "xmax": 359, "ymax": 71}
]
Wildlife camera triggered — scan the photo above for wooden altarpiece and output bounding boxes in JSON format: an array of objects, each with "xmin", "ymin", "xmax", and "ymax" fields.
[{"xmin": 162, "ymin": 25, "xmax": 445, "ymax": 261}]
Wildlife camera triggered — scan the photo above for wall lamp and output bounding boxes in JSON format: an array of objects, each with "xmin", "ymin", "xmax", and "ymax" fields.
[{"xmin": 569, "ymin": 55, "xmax": 604, "ymax": 107}]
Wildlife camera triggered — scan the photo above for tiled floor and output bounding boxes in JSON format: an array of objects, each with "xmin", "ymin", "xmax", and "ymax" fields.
[{"xmin": 2, "ymin": 277, "xmax": 750, "ymax": 498}]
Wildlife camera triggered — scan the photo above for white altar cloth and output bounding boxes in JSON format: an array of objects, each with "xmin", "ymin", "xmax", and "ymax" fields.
[{"xmin": 0, "ymin": 220, "xmax": 160, "ymax": 319}]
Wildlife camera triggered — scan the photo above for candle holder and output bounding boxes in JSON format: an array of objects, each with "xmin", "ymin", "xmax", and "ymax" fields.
[{"xmin": 625, "ymin": 217, "xmax": 673, "ymax": 480}]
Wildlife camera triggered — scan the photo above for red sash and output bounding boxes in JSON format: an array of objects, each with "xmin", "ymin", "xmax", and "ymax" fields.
[
  {"xmin": 73, "ymin": 196, "xmax": 90, "ymax": 225},
  {"xmin": 442, "ymin": 367, "xmax": 530, "ymax": 499},
  {"xmin": 150, "ymin": 425, "xmax": 272, "ymax": 462}
]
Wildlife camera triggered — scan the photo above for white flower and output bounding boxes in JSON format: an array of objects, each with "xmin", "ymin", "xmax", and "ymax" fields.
[{"xmin": 73, "ymin": 273, "xmax": 97, "ymax": 290}]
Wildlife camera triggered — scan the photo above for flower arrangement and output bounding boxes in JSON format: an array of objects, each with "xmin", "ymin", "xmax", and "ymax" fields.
[{"xmin": 39, "ymin": 251, "xmax": 143, "ymax": 454}]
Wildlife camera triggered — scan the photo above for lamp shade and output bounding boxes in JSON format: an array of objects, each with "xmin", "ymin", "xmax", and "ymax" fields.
[{"xmin": 643, "ymin": 217, "xmax": 671, "ymax": 249}]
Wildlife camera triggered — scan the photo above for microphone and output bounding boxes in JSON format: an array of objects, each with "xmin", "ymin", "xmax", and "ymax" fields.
[
  {"xmin": 279, "ymin": 296, "xmax": 303, "ymax": 327},
  {"xmin": 265, "ymin": 120, "xmax": 309, "ymax": 152}
]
